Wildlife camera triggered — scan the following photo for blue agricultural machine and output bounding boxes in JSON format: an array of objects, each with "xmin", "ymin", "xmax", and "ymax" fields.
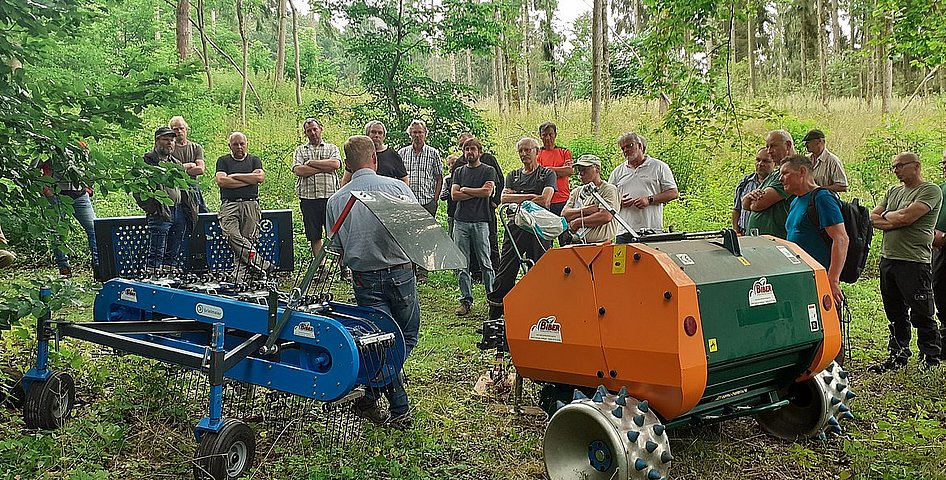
[{"xmin": 17, "ymin": 192, "xmax": 463, "ymax": 479}]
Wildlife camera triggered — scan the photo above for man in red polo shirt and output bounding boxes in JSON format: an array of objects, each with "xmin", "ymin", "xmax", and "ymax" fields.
[{"xmin": 537, "ymin": 122, "xmax": 573, "ymax": 244}]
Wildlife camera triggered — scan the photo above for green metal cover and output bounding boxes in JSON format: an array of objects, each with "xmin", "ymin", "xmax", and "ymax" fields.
[{"xmin": 648, "ymin": 236, "xmax": 824, "ymax": 399}]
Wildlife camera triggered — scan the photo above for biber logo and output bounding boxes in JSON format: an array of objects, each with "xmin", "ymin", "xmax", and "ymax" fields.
[
  {"xmin": 528, "ymin": 315, "xmax": 563, "ymax": 343},
  {"xmin": 293, "ymin": 321, "xmax": 316, "ymax": 339},
  {"xmin": 748, "ymin": 277, "xmax": 777, "ymax": 306},
  {"xmin": 195, "ymin": 303, "xmax": 224, "ymax": 320},
  {"xmin": 120, "ymin": 287, "xmax": 137, "ymax": 303}
]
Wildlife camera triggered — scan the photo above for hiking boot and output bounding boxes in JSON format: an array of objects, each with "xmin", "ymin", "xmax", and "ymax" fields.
[
  {"xmin": 867, "ymin": 355, "xmax": 908, "ymax": 373},
  {"xmin": 920, "ymin": 357, "xmax": 941, "ymax": 372},
  {"xmin": 59, "ymin": 266, "xmax": 72, "ymax": 278},
  {"xmin": 456, "ymin": 301, "xmax": 471, "ymax": 316},
  {"xmin": 352, "ymin": 399, "xmax": 389, "ymax": 426},
  {"xmin": 387, "ymin": 411, "xmax": 413, "ymax": 431}
]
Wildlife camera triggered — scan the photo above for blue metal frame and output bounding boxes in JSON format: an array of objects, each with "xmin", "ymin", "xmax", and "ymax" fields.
[{"xmin": 22, "ymin": 287, "xmax": 53, "ymax": 392}]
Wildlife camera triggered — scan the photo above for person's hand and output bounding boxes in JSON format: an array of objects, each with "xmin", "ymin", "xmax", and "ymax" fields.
[
  {"xmin": 830, "ymin": 279, "xmax": 844, "ymax": 307},
  {"xmin": 621, "ymin": 195, "xmax": 635, "ymax": 208}
]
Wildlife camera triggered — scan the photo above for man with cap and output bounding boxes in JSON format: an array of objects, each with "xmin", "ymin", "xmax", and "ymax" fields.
[
  {"xmin": 803, "ymin": 129, "xmax": 848, "ymax": 193},
  {"xmin": 562, "ymin": 154, "xmax": 620, "ymax": 243},
  {"xmin": 135, "ymin": 127, "xmax": 197, "ymax": 272}
]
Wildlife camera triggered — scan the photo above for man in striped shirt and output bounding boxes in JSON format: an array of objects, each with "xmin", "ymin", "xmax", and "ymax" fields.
[
  {"xmin": 292, "ymin": 118, "xmax": 341, "ymax": 257},
  {"xmin": 398, "ymin": 119, "xmax": 443, "ymax": 217}
]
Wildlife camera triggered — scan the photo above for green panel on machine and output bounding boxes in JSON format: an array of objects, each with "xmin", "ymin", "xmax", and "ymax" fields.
[{"xmin": 649, "ymin": 236, "xmax": 824, "ymax": 397}]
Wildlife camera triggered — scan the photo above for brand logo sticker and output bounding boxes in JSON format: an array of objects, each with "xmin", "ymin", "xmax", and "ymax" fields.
[
  {"xmin": 196, "ymin": 303, "xmax": 224, "ymax": 320},
  {"xmin": 293, "ymin": 321, "xmax": 316, "ymax": 339},
  {"xmin": 675, "ymin": 253, "xmax": 695, "ymax": 265},
  {"xmin": 120, "ymin": 287, "xmax": 138, "ymax": 303},
  {"xmin": 748, "ymin": 277, "xmax": 777, "ymax": 306},
  {"xmin": 529, "ymin": 315, "xmax": 563, "ymax": 343}
]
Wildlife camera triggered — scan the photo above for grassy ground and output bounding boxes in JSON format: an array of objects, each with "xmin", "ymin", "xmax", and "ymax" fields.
[{"xmin": 2, "ymin": 96, "xmax": 946, "ymax": 479}]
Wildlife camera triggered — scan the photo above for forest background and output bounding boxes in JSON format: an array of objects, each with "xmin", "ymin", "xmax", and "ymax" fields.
[{"xmin": 1, "ymin": 0, "xmax": 946, "ymax": 478}]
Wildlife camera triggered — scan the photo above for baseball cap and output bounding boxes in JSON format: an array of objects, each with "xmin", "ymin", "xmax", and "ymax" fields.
[
  {"xmin": 154, "ymin": 126, "xmax": 177, "ymax": 139},
  {"xmin": 575, "ymin": 154, "xmax": 601, "ymax": 168},
  {"xmin": 802, "ymin": 129, "xmax": 825, "ymax": 142}
]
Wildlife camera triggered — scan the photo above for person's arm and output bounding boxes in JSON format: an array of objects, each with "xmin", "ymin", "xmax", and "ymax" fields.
[
  {"xmin": 341, "ymin": 169, "xmax": 353, "ymax": 186},
  {"xmin": 825, "ymin": 183, "xmax": 848, "ymax": 193},
  {"xmin": 534, "ymin": 186, "xmax": 555, "ymax": 208},
  {"xmin": 934, "ymin": 228, "xmax": 946, "ymax": 249},
  {"xmin": 872, "ymin": 201, "xmax": 932, "ymax": 231},
  {"xmin": 433, "ymin": 173, "xmax": 444, "ymax": 204},
  {"xmin": 747, "ymin": 187, "xmax": 784, "ymax": 211},
  {"xmin": 305, "ymin": 158, "xmax": 341, "ymax": 172},
  {"xmin": 183, "ymin": 145, "xmax": 205, "ymax": 175},
  {"xmin": 227, "ymin": 168, "xmax": 264, "ymax": 185},
  {"xmin": 548, "ymin": 164, "xmax": 573, "ymax": 177},
  {"xmin": 825, "ymin": 222, "xmax": 849, "ymax": 304},
  {"xmin": 215, "ymin": 171, "xmax": 249, "ymax": 188},
  {"xmin": 627, "ymin": 188, "xmax": 679, "ymax": 209},
  {"xmin": 732, "ymin": 210, "xmax": 741, "ymax": 231}
]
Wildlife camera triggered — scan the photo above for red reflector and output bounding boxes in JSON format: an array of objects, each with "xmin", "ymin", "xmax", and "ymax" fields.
[
  {"xmin": 822, "ymin": 294, "xmax": 832, "ymax": 311},
  {"xmin": 683, "ymin": 316, "xmax": 697, "ymax": 336}
]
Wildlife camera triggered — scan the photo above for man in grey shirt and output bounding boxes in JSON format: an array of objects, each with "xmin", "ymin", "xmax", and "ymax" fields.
[{"xmin": 326, "ymin": 135, "xmax": 419, "ymax": 430}]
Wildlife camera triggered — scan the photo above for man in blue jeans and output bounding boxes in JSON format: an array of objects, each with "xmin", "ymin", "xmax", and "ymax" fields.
[
  {"xmin": 35, "ymin": 141, "xmax": 98, "ymax": 277},
  {"xmin": 135, "ymin": 127, "xmax": 196, "ymax": 274},
  {"xmin": 326, "ymin": 135, "xmax": 420, "ymax": 430},
  {"xmin": 451, "ymin": 138, "xmax": 496, "ymax": 316}
]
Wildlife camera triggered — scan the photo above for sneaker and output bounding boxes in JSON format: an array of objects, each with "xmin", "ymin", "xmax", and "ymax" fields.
[
  {"xmin": 339, "ymin": 266, "xmax": 352, "ymax": 281},
  {"xmin": 352, "ymin": 399, "xmax": 389, "ymax": 426},
  {"xmin": 867, "ymin": 355, "xmax": 908, "ymax": 373},
  {"xmin": 386, "ymin": 411, "xmax": 413, "ymax": 431},
  {"xmin": 456, "ymin": 301, "xmax": 471, "ymax": 316},
  {"xmin": 59, "ymin": 266, "xmax": 72, "ymax": 278}
]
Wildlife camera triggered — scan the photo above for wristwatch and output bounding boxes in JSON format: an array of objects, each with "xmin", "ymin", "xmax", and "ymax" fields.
[{"xmin": 648, "ymin": 195, "xmax": 655, "ymax": 204}]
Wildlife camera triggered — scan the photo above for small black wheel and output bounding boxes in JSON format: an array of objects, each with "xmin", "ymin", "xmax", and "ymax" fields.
[
  {"xmin": 23, "ymin": 371, "xmax": 75, "ymax": 429},
  {"xmin": 193, "ymin": 418, "xmax": 255, "ymax": 480}
]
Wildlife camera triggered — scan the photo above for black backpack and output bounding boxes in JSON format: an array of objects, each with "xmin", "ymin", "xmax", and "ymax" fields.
[{"xmin": 806, "ymin": 188, "xmax": 873, "ymax": 284}]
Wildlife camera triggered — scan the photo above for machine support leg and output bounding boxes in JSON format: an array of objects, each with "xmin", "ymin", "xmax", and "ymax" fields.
[
  {"xmin": 23, "ymin": 287, "xmax": 53, "ymax": 391},
  {"xmin": 195, "ymin": 322, "xmax": 226, "ymax": 439}
]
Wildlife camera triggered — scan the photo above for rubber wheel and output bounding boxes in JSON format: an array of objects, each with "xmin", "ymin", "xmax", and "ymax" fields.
[
  {"xmin": 193, "ymin": 418, "xmax": 255, "ymax": 480},
  {"xmin": 23, "ymin": 371, "xmax": 75, "ymax": 430}
]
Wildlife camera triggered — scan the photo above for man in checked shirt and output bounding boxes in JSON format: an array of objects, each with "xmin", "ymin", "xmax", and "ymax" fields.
[{"xmin": 292, "ymin": 118, "xmax": 342, "ymax": 258}]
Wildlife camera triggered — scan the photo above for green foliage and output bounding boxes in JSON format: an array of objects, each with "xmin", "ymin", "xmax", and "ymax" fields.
[
  {"xmin": 850, "ymin": 121, "xmax": 943, "ymax": 203},
  {"xmin": 284, "ymin": 27, "xmax": 340, "ymax": 88}
]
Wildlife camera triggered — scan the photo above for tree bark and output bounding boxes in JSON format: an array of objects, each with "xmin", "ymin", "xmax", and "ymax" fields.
[
  {"xmin": 290, "ymin": 0, "xmax": 302, "ymax": 106},
  {"xmin": 493, "ymin": 46, "xmax": 505, "ymax": 112},
  {"xmin": 237, "ymin": 0, "xmax": 248, "ymax": 127},
  {"xmin": 747, "ymin": 7, "xmax": 757, "ymax": 97},
  {"xmin": 466, "ymin": 49, "xmax": 473, "ymax": 86},
  {"xmin": 275, "ymin": 0, "xmax": 286, "ymax": 84},
  {"xmin": 602, "ymin": 0, "xmax": 611, "ymax": 109},
  {"xmin": 520, "ymin": 1, "xmax": 531, "ymax": 112},
  {"xmin": 882, "ymin": 12, "xmax": 893, "ymax": 114},
  {"xmin": 196, "ymin": 0, "xmax": 212, "ymax": 88},
  {"xmin": 776, "ymin": 2, "xmax": 785, "ymax": 96},
  {"xmin": 817, "ymin": 0, "xmax": 829, "ymax": 109},
  {"xmin": 830, "ymin": 0, "xmax": 841, "ymax": 51},
  {"xmin": 591, "ymin": 0, "xmax": 603, "ymax": 135},
  {"xmin": 450, "ymin": 52, "xmax": 457, "ymax": 82},
  {"xmin": 176, "ymin": 0, "xmax": 191, "ymax": 61}
]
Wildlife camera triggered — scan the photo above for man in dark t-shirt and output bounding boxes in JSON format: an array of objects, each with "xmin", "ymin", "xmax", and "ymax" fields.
[
  {"xmin": 342, "ymin": 121, "xmax": 409, "ymax": 185},
  {"xmin": 486, "ymin": 137, "xmax": 556, "ymax": 320},
  {"xmin": 451, "ymin": 138, "xmax": 498, "ymax": 316},
  {"xmin": 456, "ymin": 132, "xmax": 504, "ymax": 275},
  {"xmin": 215, "ymin": 132, "xmax": 269, "ymax": 278}
]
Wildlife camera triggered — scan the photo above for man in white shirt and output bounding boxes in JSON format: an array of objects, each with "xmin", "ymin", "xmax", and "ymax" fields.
[{"xmin": 608, "ymin": 132, "xmax": 678, "ymax": 242}]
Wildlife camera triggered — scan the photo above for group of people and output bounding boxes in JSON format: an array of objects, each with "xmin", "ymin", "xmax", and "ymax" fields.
[{"xmin": 732, "ymin": 129, "xmax": 944, "ymax": 371}]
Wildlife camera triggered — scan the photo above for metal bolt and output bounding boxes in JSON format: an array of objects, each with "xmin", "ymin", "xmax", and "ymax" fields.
[
  {"xmin": 609, "ymin": 370, "xmax": 617, "ymax": 378},
  {"xmin": 663, "ymin": 291, "xmax": 672, "ymax": 300},
  {"xmin": 598, "ymin": 307, "xmax": 606, "ymax": 316},
  {"xmin": 634, "ymin": 253, "xmax": 641, "ymax": 261},
  {"xmin": 564, "ymin": 266, "xmax": 571, "ymax": 275}
]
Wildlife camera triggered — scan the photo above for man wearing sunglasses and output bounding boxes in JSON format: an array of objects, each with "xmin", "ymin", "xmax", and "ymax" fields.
[{"xmin": 869, "ymin": 152, "xmax": 943, "ymax": 372}]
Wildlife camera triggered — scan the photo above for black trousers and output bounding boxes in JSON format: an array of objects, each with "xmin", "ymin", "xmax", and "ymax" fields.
[
  {"xmin": 487, "ymin": 225, "xmax": 550, "ymax": 319},
  {"xmin": 549, "ymin": 201, "xmax": 569, "ymax": 246},
  {"xmin": 879, "ymin": 258, "xmax": 942, "ymax": 360},
  {"xmin": 468, "ymin": 207, "xmax": 500, "ymax": 277},
  {"xmin": 930, "ymin": 249, "xmax": 946, "ymax": 352}
]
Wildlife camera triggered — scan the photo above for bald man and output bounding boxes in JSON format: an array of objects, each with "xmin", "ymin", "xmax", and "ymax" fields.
[{"xmin": 216, "ymin": 132, "xmax": 267, "ymax": 278}]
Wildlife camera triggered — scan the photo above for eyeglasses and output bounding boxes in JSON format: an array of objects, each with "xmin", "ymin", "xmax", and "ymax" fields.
[{"xmin": 890, "ymin": 161, "xmax": 918, "ymax": 171}]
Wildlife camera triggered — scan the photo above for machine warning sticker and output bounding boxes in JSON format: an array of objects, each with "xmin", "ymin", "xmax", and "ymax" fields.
[
  {"xmin": 612, "ymin": 245, "xmax": 626, "ymax": 274},
  {"xmin": 808, "ymin": 304, "xmax": 820, "ymax": 332},
  {"xmin": 675, "ymin": 253, "xmax": 695, "ymax": 265},
  {"xmin": 529, "ymin": 316, "xmax": 563, "ymax": 343},
  {"xmin": 748, "ymin": 277, "xmax": 777, "ymax": 306},
  {"xmin": 708, "ymin": 338, "xmax": 718, "ymax": 353},
  {"xmin": 777, "ymin": 245, "xmax": 801, "ymax": 265},
  {"xmin": 293, "ymin": 321, "xmax": 316, "ymax": 339},
  {"xmin": 737, "ymin": 256, "xmax": 751, "ymax": 266},
  {"xmin": 120, "ymin": 287, "xmax": 138, "ymax": 303},
  {"xmin": 195, "ymin": 303, "xmax": 224, "ymax": 320}
]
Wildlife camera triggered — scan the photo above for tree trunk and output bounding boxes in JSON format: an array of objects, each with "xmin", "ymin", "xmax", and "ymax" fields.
[
  {"xmin": 602, "ymin": 0, "xmax": 611, "ymax": 109},
  {"xmin": 705, "ymin": 36, "xmax": 714, "ymax": 71},
  {"xmin": 591, "ymin": 0, "xmax": 603, "ymax": 135},
  {"xmin": 196, "ymin": 0, "xmax": 212, "ymax": 88},
  {"xmin": 237, "ymin": 0, "xmax": 248, "ymax": 127},
  {"xmin": 776, "ymin": 2, "xmax": 785, "ymax": 96},
  {"xmin": 747, "ymin": 8, "xmax": 757, "ymax": 97},
  {"xmin": 155, "ymin": 5, "xmax": 162, "ymax": 41},
  {"xmin": 176, "ymin": 0, "xmax": 191, "ymax": 61},
  {"xmin": 450, "ymin": 52, "xmax": 457, "ymax": 82},
  {"xmin": 800, "ymin": 25, "xmax": 808, "ymax": 90},
  {"xmin": 520, "ymin": 1, "xmax": 531, "ymax": 112},
  {"xmin": 493, "ymin": 45, "xmax": 505, "ymax": 112},
  {"xmin": 275, "ymin": 0, "xmax": 286, "ymax": 84},
  {"xmin": 830, "ymin": 0, "xmax": 841, "ymax": 51},
  {"xmin": 506, "ymin": 49, "xmax": 520, "ymax": 112},
  {"xmin": 882, "ymin": 12, "xmax": 893, "ymax": 114},
  {"xmin": 466, "ymin": 49, "xmax": 473, "ymax": 86},
  {"xmin": 817, "ymin": 0, "xmax": 829, "ymax": 109},
  {"xmin": 631, "ymin": 0, "xmax": 640, "ymax": 35},
  {"xmin": 290, "ymin": 1, "xmax": 302, "ymax": 106}
]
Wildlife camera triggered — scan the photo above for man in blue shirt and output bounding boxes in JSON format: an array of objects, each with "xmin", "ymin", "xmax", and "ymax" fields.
[
  {"xmin": 780, "ymin": 154, "xmax": 849, "ymax": 305},
  {"xmin": 326, "ymin": 135, "xmax": 419, "ymax": 430}
]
